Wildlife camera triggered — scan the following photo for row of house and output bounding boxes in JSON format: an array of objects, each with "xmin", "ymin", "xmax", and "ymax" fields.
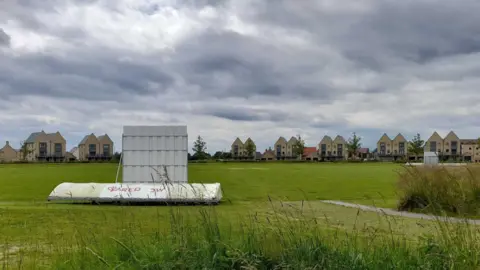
[
  {"xmin": 230, "ymin": 135, "xmax": 365, "ymax": 161},
  {"xmin": 0, "ymin": 130, "xmax": 114, "ymax": 163},
  {"xmin": 378, "ymin": 131, "xmax": 480, "ymax": 162},
  {"xmin": 230, "ymin": 131, "xmax": 480, "ymax": 162}
]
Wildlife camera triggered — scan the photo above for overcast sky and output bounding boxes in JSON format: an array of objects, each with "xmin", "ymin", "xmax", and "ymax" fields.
[{"xmin": 1, "ymin": 0, "xmax": 480, "ymax": 153}]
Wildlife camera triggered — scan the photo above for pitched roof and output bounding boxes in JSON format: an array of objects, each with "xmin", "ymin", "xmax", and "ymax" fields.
[
  {"xmin": 255, "ymin": 152, "xmax": 262, "ymax": 159},
  {"xmin": 319, "ymin": 135, "xmax": 333, "ymax": 144},
  {"xmin": 393, "ymin": 133, "xmax": 406, "ymax": 141},
  {"xmin": 378, "ymin": 133, "xmax": 391, "ymax": 142},
  {"xmin": 98, "ymin": 134, "xmax": 112, "ymax": 142},
  {"xmin": 357, "ymin": 148, "xmax": 369, "ymax": 154},
  {"xmin": 79, "ymin": 135, "xmax": 90, "ymax": 145},
  {"xmin": 245, "ymin": 137, "xmax": 255, "ymax": 145},
  {"xmin": 461, "ymin": 139, "xmax": 478, "ymax": 144},
  {"xmin": 427, "ymin": 131, "xmax": 443, "ymax": 141},
  {"xmin": 262, "ymin": 149, "xmax": 275, "ymax": 157},
  {"xmin": 79, "ymin": 133, "xmax": 97, "ymax": 145},
  {"xmin": 25, "ymin": 132, "xmax": 43, "ymax": 143},
  {"xmin": 445, "ymin": 130, "xmax": 460, "ymax": 140},
  {"xmin": 333, "ymin": 135, "xmax": 346, "ymax": 142},
  {"xmin": 303, "ymin": 147, "xmax": 317, "ymax": 156},
  {"xmin": 232, "ymin": 137, "xmax": 243, "ymax": 146},
  {"xmin": 0, "ymin": 142, "xmax": 17, "ymax": 153}
]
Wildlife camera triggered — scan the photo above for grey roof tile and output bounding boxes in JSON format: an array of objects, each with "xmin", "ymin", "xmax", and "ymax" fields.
[
  {"xmin": 25, "ymin": 132, "xmax": 42, "ymax": 143},
  {"xmin": 79, "ymin": 135, "xmax": 90, "ymax": 145}
]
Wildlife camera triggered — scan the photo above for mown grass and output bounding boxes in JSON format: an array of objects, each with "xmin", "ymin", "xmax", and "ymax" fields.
[
  {"xmin": 1, "ymin": 162, "xmax": 478, "ymax": 268},
  {"xmin": 0, "ymin": 162, "xmax": 399, "ymax": 205}
]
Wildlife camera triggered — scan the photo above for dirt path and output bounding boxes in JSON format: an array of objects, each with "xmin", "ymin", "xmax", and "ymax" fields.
[{"xmin": 320, "ymin": 200, "xmax": 480, "ymax": 225}]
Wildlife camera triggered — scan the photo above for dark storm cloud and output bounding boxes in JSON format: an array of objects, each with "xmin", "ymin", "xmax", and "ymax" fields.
[
  {"xmin": 172, "ymin": 29, "xmax": 336, "ymax": 100},
  {"xmin": 0, "ymin": 50, "xmax": 174, "ymax": 101},
  {"xmin": 1, "ymin": 0, "xmax": 480, "ymax": 119},
  {"xmin": 0, "ymin": 28, "xmax": 9, "ymax": 46},
  {"xmin": 251, "ymin": 0, "xmax": 480, "ymax": 67}
]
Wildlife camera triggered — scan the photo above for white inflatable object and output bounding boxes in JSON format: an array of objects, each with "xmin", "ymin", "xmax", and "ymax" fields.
[
  {"xmin": 47, "ymin": 182, "xmax": 222, "ymax": 204},
  {"xmin": 405, "ymin": 163, "xmax": 467, "ymax": 166}
]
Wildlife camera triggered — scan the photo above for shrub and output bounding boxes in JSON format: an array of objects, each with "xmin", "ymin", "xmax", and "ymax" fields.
[{"xmin": 396, "ymin": 165, "xmax": 480, "ymax": 216}]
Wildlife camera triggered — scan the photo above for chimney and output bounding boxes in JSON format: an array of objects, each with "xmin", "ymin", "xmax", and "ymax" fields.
[{"xmin": 5, "ymin": 141, "xmax": 9, "ymax": 146}]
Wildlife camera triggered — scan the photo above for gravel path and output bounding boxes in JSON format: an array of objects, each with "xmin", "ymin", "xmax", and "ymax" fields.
[{"xmin": 320, "ymin": 200, "xmax": 480, "ymax": 225}]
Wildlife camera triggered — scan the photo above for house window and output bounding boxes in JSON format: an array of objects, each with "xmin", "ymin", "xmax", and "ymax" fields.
[
  {"xmin": 430, "ymin": 141, "xmax": 436, "ymax": 152},
  {"xmin": 451, "ymin": 141, "xmax": 458, "ymax": 155},
  {"xmin": 276, "ymin": 145, "xmax": 281, "ymax": 156},
  {"xmin": 321, "ymin": 144, "xmax": 326, "ymax": 155},
  {"xmin": 399, "ymin": 142, "xmax": 405, "ymax": 154},
  {"xmin": 54, "ymin": 143, "xmax": 62, "ymax": 156},
  {"xmin": 89, "ymin": 144, "xmax": 96, "ymax": 156},
  {"xmin": 337, "ymin": 144, "xmax": 343, "ymax": 156},
  {"xmin": 103, "ymin": 144, "xmax": 110, "ymax": 156},
  {"xmin": 380, "ymin": 143, "xmax": 386, "ymax": 155},
  {"xmin": 233, "ymin": 145, "xmax": 238, "ymax": 156},
  {"xmin": 39, "ymin": 142, "xmax": 47, "ymax": 156}
]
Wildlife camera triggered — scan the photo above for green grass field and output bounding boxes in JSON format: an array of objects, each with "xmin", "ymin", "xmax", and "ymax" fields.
[
  {"xmin": 0, "ymin": 162, "xmax": 401, "ymax": 204},
  {"xmin": 0, "ymin": 162, "xmax": 474, "ymax": 269}
]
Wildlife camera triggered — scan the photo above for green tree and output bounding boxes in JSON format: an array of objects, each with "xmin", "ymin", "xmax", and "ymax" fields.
[
  {"xmin": 346, "ymin": 132, "xmax": 362, "ymax": 159},
  {"xmin": 19, "ymin": 141, "xmax": 34, "ymax": 161},
  {"xmin": 192, "ymin": 135, "xmax": 208, "ymax": 160},
  {"xmin": 245, "ymin": 141, "xmax": 255, "ymax": 159},
  {"xmin": 408, "ymin": 133, "xmax": 424, "ymax": 158},
  {"xmin": 293, "ymin": 134, "xmax": 305, "ymax": 159}
]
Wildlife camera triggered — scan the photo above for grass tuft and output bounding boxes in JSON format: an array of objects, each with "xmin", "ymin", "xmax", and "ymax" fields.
[
  {"xmin": 45, "ymin": 201, "xmax": 480, "ymax": 270},
  {"xmin": 396, "ymin": 165, "xmax": 480, "ymax": 216}
]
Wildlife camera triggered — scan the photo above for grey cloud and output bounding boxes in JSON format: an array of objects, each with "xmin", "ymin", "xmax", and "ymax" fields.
[
  {"xmin": 1, "ymin": 0, "xmax": 480, "ymax": 126},
  {"xmin": 309, "ymin": 121, "xmax": 340, "ymax": 130},
  {"xmin": 196, "ymin": 105, "xmax": 290, "ymax": 122},
  {"xmin": 0, "ymin": 49, "xmax": 174, "ymax": 101},
  {"xmin": 171, "ymin": 29, "xmax": 337, "ymax": 100},
  {"xmin": 0, "ymin": 28, "xmax": 10, "ymax": 46},
  {"xmin": 252, "ymin": 0, "xmax": 480, "ymax": 67},
  {"xmin": 0, "ymin": 0, "xmax": 90, "ymax": 41}
]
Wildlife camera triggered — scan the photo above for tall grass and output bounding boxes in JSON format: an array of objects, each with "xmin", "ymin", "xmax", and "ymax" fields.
[
  {"xmin": 397, "ymin": 164, "xmax": 480, "ymax": 216},
  {"xmin": 24, "ymin": 201, "xmax": 479, "ymax": 269}
]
